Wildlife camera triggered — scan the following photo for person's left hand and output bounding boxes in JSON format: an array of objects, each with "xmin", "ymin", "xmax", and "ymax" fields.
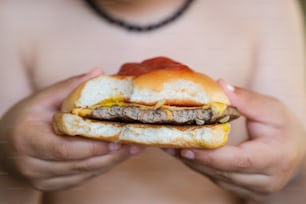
[{"xmin": 169, "ymin": 80, "xmax": 306, "ymax": 201}]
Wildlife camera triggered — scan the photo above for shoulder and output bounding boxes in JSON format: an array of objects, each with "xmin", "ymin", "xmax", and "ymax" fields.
[
  {"xmin": 195, "ymin": 1, "xmax": 304, "ymax": 42},
  {"xmin": 228, "ymin": 0, "xmax": 304, "ymax": 36},
  {"xmin": 0, "ymin": 0, "xmax": 87, "ymax": 65},
  {"xmin": 0, "ymin": 0, "xmax": 82, "ymax": 34},
  {"xmin": 0, "ymin": 0, "xmax": 49, "ymax": 50},
  {"xmin": 0, "ymin": 0, "xmax": 87, "ymax": 38}
]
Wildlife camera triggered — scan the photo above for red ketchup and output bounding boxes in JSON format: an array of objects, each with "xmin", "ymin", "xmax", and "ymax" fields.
[{"xmin": 117, "ymin": 56, "xmax": 192, "ymax": 76}]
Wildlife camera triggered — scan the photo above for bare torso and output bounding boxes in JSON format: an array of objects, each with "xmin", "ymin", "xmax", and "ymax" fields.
[{"xmin": 2, "ymin": 0, "xmax": 303, "ymax": 203}]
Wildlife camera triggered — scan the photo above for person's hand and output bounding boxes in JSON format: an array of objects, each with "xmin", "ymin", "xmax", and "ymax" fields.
[
  {"xmin": 176, "ymin": 80, "xmax": 306, "ymax": 201},
  {"xmin": 0, "ymin": 68, "xmax": 143, "ymax": 191}
]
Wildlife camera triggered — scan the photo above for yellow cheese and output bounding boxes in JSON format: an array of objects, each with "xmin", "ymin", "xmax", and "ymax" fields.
[
  {"xmin": 94, "ymin": 96, "xmax": 125, "ymax": 107},
  {"xmin": 209, "ymin": 102, "xmax": 227, "ymax": 114},
  {"xmin": 222, "ymin": 123, "xmax": 230, "ymax": 133},
  {"xmin": 72, "ymin": 108, "xmax": 92, "ymax": 117},
  {"xmin": 72, "ymin": 96, "xmax": 125, "ymax": 117},
  {"xmin": 71, "ymin": 99, "xmax": 228, "ymax": 118}
]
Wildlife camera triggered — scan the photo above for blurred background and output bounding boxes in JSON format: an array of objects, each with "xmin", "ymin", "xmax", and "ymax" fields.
[
  {"xmin": 301, "ymin": 0, "xmax": 305, "ymax": 78},
  {"xmin": 301, "ymin": 0, "xmax": 306, "ymax": 24}
]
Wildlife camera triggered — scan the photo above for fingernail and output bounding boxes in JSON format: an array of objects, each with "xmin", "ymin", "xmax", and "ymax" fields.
[
  {"xmin": 218, "ymin": 79, "xmax": 235, "ymax": 92},
  {"xmin": 182, "ymin": 150, "xmax": 195, "ymax": 159},
  {"xmin": 129, "ymin": 146, "xmax": 143, "ymax": 155},
  {"xmin": 108, "ymin": 143, "xmax": 121, "ymax": 152},
  {"xmin": 86, "ymin": 67, "xmax": 104, "ymax": 78},
  {"xmin": 226, "ymin": 83, "xmax": 235, "ymax": 92}
]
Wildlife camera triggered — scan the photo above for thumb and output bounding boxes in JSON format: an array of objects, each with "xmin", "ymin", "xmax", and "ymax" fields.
[
  {"xmin": 218, "ymin": 79, "xmax": 283, "ymax": 124},
  {"xmin": 33, "ymin": 68, "xmax": 104, "ymax": 110}
]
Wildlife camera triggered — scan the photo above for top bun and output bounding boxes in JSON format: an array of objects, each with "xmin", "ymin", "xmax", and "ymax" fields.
[
  {"xmin": 131, "ymin": 68, "xmax": 229, "ymax": 106},
  {"xmin": 62, "ymin": 57, "xmax": 230, "ymax": 112},
  {"xmin": 61, "ymin": 75, "xmax": 134, "ymax": 112}
]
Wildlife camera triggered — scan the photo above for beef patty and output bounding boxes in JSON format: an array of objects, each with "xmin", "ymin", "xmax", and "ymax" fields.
[{"xmin": 88, "ymin": 104, "xmax": 240, "ymax": 125}]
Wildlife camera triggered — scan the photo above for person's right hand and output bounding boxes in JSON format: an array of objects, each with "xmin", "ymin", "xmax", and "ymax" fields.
[{"xmin": 0, "ymin": 69, "xmax": 142, "ymax": 191}]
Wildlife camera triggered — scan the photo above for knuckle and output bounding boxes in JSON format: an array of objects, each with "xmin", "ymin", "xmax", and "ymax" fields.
[
  {"xmin": 233, "ymin": 155, "xmax": 252, "ymax": 169},
  {"xmin": 53, "ymin": 142, "xmax": 71, "ymax": 160}
]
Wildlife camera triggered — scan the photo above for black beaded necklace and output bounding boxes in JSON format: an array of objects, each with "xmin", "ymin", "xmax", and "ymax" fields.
[{"xmin": 84, "ymin": 0, "xmax": 194, "ymax": 32}]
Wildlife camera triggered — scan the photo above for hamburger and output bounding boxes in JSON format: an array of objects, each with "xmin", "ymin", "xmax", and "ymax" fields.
[{"xmin": 53, "ymin": 57, "xmax": 240, "ymax": 148}]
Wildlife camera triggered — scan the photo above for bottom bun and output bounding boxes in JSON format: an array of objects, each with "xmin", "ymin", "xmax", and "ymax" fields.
[{"xmin": 53, "ymin": 113, "xmax": 230, "ymax": 148}]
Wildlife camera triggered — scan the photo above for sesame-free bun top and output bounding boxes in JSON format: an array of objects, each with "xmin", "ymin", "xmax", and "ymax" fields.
[
  {"xmin": 62, "ymin": 57, "xmax": 230, "ymax": 112},
  {"xmin": 130, "ymin": 68, "xmax": 230, "ymax": 106}
]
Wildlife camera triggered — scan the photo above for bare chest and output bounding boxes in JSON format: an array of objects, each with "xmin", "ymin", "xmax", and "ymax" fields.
[
  {"xmin": 28, "ymin": 2, "xmax": 254, "ymax": 203},
  {"xmin": 31, "ymin": 2, "xmax": 255, "ymax": 91}
]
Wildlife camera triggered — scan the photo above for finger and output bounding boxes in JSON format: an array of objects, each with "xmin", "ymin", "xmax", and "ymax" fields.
[
  {"xmin": 181, "ymin": 142, "xmax": 276, "ymax": 173},
  {"xmin": 31, "ymin": 67, "xmax": 104, "ymax": 110},
  {"xmin": 215, "ymin": 180, "xmax": 267, "ymax": 201},
  {"xmin": 32, "ymin": 135, "xmax": 122, "ymax": 161},
  {"xmin": 25, "ymin": 146, "xmax": 130, "ymax": 178},
  {"xmin": 218, "ymin": 79, "xmax": 286, "ymax": 127},
  {"xmin": 24, "ymin": 120, "xmax": 123, "ymax": 161},
  {"xmin": 183, "ymin": 159, "xmax": 269, "ymax": 192},
  {"xmin": 23, "ymin": 114, "xmax": 143, "ymax": 161},
  {"xmin": 32, "ymin": 168, "xmax": 106, "ymax": 191}
]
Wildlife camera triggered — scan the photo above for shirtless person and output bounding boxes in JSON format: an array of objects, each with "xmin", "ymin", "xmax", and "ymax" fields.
[{"xmin": 0, "ymin": 0, "xmax": 306, "ymax": 203}]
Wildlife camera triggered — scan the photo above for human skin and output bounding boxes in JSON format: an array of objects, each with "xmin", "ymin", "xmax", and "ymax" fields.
[
  {"xmin": 179, "ymin": 80, "xmax": 306, "ymax": 203},
  {"xmin": 0, "ymin": 0, "xmax": 305, "ymax": 203}
]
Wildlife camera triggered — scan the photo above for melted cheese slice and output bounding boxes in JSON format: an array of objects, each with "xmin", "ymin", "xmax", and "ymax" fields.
[
  {"xmin": 209, "ymin": 102, "xmax": 227, "ymax": 115},
  {"xmin": 71, "ymin": 100, "xmax": 228, "ymax": 118}
]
